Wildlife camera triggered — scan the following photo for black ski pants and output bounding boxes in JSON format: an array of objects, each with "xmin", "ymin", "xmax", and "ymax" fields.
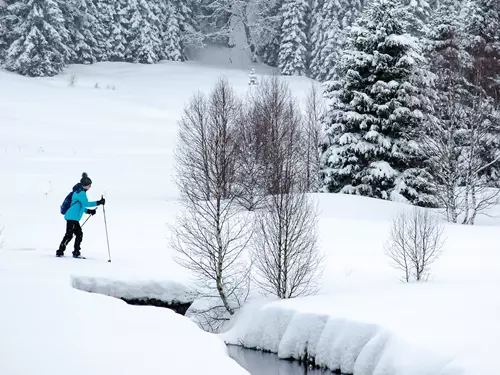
[{"xmin": 58, "ymin": 220, "xmax": 83, "ymax": 256}]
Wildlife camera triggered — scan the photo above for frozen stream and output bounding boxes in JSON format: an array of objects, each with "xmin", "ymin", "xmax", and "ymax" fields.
[{"xmin": 227, "ymin": 345, "xmax": 340, "ymax": 375}]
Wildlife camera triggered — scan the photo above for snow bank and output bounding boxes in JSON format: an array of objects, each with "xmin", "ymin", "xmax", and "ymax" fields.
[
  {"xmin": 71, "ymin": 274, "xmax": 196, "ymax": 304},
  {"xmin": 0, "ymin": 272, "xmax": 247, "ymax": 375},
  {"xmin": 222, "ymin": 302, "xmax": 470, "ymax": 375}
]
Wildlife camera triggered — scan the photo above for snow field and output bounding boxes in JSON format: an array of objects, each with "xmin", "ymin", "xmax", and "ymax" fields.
[{"xmin": 1, "ymin": 60, "xmax": 499, "ymax": 375}]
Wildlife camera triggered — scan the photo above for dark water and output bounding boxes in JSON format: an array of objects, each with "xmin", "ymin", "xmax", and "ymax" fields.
[{"xmin": 227, "ymin": 345, "xmax": 337, "ymax": 375}]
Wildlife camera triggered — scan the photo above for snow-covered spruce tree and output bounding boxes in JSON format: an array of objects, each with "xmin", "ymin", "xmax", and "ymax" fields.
[
  {"xmin": 254, "ymin": 0, "xmax": 283, "ymax": 67},
  {"xmin": 0, "ymin": 3, "xmax": 8, "ymax": 61},
  {"xmin": 172, "ymin": 0, "xmax": 204, "ymax": 59},
  {"xmin": 93, "ymin": 0, "xmax": 114, "ymax": 61},
  {"xmin": 463, "ymin": 0, "xmax": 500, "ymax": 103},
  {"xmin": 340, "ymin": 0, "xmax": 363, "ymax": 29},
  {"xmin": 310, "ymin": 0, "xmax": 364, "ymax": 81},
  {"xmin": 128, "ymin": 0, "xmax": 161, "ymax": 63},
  {"xmin": 145, "ymin": 0, "xmax": 166, "ymax": 60},
  {"xmin": 1, "ymin": 1, "xmax": 25, "ymax": 63},
  {"xmin": 108, "ymin": 0, "xmax": 130, "ymax": 62},
  {"xmin": 315, "ymin": 0, "xmax": 343, "ymax": 81},
  {"xmin": 163, "ymin": 2, "xmax": 183, "ymax": 61},
  {"xmin": 5, "ymin": 0, "xmax": 72, "ymax": 76},
  {"xmin": 278, "ymin": 0, "xmax": 309, "ymax": 75},
  {"xmin": 308, "ymin": 0, "xmax": 326, "ymax": 79},
  {"xmin": 400, "ymin": 0, "xmax": 435, "ymax": 36},
  {"xmin": 319, "ymin": 0, "xmax": 437, "ymax": 206},
  {"xmin": 64, "ymin": 0, "xmax": 98, "ymax": 64}
]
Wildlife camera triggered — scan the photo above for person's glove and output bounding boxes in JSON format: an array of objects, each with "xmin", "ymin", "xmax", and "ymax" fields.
[
  {"xmin": 87, "ymin": 209, "xmax": 97, "ymax": 215},
  {"xmin": 97, "ymin": 198, "xmax": 106, "ymax": 206}
]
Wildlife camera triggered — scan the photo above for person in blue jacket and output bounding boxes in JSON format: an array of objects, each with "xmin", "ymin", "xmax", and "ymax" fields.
[{"xmin": 57, "ymin": 173, "xmax": 105, "ymax": 258}]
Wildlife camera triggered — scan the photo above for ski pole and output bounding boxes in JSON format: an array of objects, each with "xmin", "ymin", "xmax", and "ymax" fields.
[
  {"xmin": 81, "ymin": 215, "xmax": 92, "ymax": 228},
  {"xmin": 102, "ymin": 195, "xmax": 112, "ymax": 263},
  {"xmin": 81, "ymin": 207, "xmax": 99, "ymax": 228}
]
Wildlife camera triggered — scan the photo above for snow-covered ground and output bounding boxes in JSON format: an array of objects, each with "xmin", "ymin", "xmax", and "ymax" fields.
[
  {"xmin": 0, "ymin": 58, "xmax": 499, "ymax": 375},
  {"xmin": 222, "ymin": 194, "xmax": 500, "ymax": 375}
]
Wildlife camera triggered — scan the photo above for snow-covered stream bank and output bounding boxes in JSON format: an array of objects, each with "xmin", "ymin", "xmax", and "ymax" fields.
[{"xmin": 222, "ymin": 294, "xmax": 498, "ymax": 375}]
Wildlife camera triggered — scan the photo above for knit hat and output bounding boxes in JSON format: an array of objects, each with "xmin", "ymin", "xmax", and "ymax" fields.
[{"xmin": 80, "ymin": 172, "xmax": 92, "ymax": 187}]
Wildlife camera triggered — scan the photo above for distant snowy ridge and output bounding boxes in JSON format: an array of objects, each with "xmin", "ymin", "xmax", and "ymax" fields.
[
  {"xmin": 71, "ymin": 275, "xmax": 196, "ymax": 304},
  {"xmin": 223, "ymin": 304, "xmax": 463, "ymax": 375}
]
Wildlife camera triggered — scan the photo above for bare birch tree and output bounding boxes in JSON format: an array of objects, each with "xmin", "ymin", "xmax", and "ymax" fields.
[
  {"xmin": 250, "ymin": 79, "xmax": 323, "ymax": 298},
  {"xmin": 460, "ymin": 93, "xmax": 500, "ymax": 225},
  {"xmin": 421, "ymin": 91, "xmax": 466, "ymax": 223},
  {"xmin": 304, "ymin": 82, "xmax": 326, "ymax": 192},
  {"xmin": 385, "ymin": 208, "xmax": 445, "ymax": 282},
  {"xmin": 423, "ymin": 17, "xmax": 500, "ymax": 224},
  {"xmin": 171, "ymin": 77, "xmax": 252, "ymax": 330},
  {"xmin": 249, "ymin": 75, "xmax": 301, "ymax": 195}
]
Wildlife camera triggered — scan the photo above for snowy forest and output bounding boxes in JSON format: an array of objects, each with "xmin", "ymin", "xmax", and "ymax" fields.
[{"xmin": 1, "ymin": 0, "xmax": 499, "ymax": 222}]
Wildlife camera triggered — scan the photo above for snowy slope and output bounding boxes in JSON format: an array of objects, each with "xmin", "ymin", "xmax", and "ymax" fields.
[
  {"xmin": 0, "ymin": 60, "xmax": 309, "ymax": 375},
  {"xmin": 0, "ymin": 60, "xmax": 499, "ymax": 375}
]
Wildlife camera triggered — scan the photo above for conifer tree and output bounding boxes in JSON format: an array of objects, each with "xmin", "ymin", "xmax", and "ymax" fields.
[
  {"xmin": 0, "ymin": 4, "xmax": 8, "ymax": 61},
  {"xmin": 5, "ymin": 0, "xmax": 71, "ymax": 76},
  {"xmin": 278, "ymin": 0, "xmax": 309, "ymax": 75},
  {"xmin": 163, "ymin": 2, "xmax": 183, "ymax": 61},
  {"xmin": 308, "ymin": 0, "xmax": 326, "ymax": 79},
  {"xmin": 463, "ymin": 0, "xmax": 500, "ymax": 102},
  {"xmin": 256, "ymin": 0, "xmax": 283, "ymax": 67},
  {"xmin": 68, "ymin": 0, "xmax": 98, "ymax": 64},
  {"xmin": 128, "ymin": 0, "xmax": 161, "ymax": 63},
  {"xmin": 320, "ymin": 0, "xmax": 437, "ymax": 206}
]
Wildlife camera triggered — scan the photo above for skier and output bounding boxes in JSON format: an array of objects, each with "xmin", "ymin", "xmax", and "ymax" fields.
[{"xmin": 56, "ymin": 173, "xmax": 105, "ymax": 258}]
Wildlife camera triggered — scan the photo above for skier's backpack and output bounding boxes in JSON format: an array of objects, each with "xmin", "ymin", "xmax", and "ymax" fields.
[{"xmin": 60, "ymin": 192, "xmax": 74, "ymax": 215}]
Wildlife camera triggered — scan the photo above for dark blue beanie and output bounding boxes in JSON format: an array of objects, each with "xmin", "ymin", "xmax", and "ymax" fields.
[{"xmin": 80, "ymin": 172, "xmax": 92, "ymax": 187}]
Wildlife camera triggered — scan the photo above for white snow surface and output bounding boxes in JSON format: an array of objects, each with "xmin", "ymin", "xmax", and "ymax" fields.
[
  {"xmin": 0, "ymin": 269, "xmax": 247, "ymax": 375},
  {"xmin": 0, "ymin": 59, "xmax": 499, "ymax": 375},
  {"xmin": 222, "ymin": 194, "xmax": 500, "ymax": 375},
  {"xmin": 71, "ymin": 274, "xmax": 196, "ymax": 303},
  {"xmin": 0, "ymin": 60, "xmax": 293, "ymax": 375}
]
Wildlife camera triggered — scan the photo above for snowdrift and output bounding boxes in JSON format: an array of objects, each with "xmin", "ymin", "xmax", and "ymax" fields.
[
  {"xmin": 71, "ymin": 274, "xmax": 196, "ymax": 304},
  {"xmin": 223, "ymin": 303, "xmax": 467, "ymax": 375}
]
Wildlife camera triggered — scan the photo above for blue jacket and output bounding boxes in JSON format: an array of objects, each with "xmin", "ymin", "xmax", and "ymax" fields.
[{"xmin": 64, "ymin": 183, "xmax": 98, "ymax": 222}]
